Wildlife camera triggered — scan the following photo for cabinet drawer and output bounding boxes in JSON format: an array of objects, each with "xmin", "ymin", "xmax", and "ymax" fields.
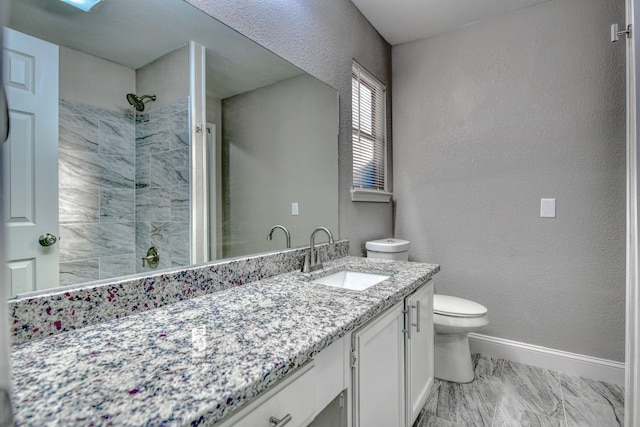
[{"xmin": 230, "ymin": 363, "xmax": 317, "ymax": 427}]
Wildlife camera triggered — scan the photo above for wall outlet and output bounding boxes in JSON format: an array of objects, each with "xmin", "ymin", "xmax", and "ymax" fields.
[{"xmin": 291, "ymin": 202, "xmax": 299, "ymax": 216}]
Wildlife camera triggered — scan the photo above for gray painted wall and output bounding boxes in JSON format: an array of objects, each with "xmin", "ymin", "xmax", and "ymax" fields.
[
  {"xmin": 221, "ymin": 74, "xmax": 339, "ymax": 257},
  {"xmin": 136, "ymin": 45, "xmax": 189, "ymax": 110},
  {"xmin": 186, "ymin": 0, "xmax": 393, "ymax": 256},
  {"xmin": 59, "ymin": 46, "xmax": 135, "ymax": 111},
  {"xmin": 393, "ymin": 0, "xmax": 626, "ymax": 361}
]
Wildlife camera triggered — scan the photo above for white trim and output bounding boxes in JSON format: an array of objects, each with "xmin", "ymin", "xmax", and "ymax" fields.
[
  {"xmin": 189, "ymin": 41, "xmax": 209, "ymax": 264},
  {"xmin": 351, "ymin": 188, "xmax": 393, "ymax": 203},
  {"xmin": 627, "ymin": 1, "xmax": 640, "ymax": 425},
  {"xmin": 469, "ymin": 333, "xmax": 625, "ymax": 386}
]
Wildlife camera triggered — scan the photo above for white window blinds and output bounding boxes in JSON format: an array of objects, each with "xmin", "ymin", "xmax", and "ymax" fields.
[{"xmin": 352, "ymin": 62, "xmax": 386, "ymax": 192}]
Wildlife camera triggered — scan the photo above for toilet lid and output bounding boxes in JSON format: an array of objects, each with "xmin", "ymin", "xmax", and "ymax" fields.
[
  {"xmin": 365, "ymin": 238, "xmax": 410, "ymax": 253},
  {"xmin": 433, "ymin": 294, "xmax": 488, "ymax": 318}
]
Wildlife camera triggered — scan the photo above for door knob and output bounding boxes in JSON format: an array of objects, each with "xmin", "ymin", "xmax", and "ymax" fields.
[{"xmin": 38, "ymin": 233, "xmax": 57, "ymax": 247}]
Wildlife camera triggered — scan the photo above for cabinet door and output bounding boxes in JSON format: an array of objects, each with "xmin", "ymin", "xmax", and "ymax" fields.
[
  {"xmin": 405, "ymin": 282, "xmax": 434, "ymax": 425},
  {"xmin": 352, "ymin": 302, "xmax": 405, "ymax": 427}
]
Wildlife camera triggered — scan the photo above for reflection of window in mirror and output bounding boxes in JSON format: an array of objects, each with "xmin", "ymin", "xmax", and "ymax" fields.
[{"xmin": 351, "ymin": 61, "xmax": 391, "ymax": 202}]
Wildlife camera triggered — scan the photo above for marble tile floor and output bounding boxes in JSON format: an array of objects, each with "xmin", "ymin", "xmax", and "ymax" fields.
[{"xmin": 413, "ymin": 354, "xmax": 624, "ymax": 427}]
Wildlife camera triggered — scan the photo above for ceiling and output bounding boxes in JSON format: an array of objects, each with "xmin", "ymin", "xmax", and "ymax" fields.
[
  {"xmin": 7, "ymin": 0, "xmax": 303, "ymax": 99},
  {"xmin": 350, "ymin": 0, "xmax": 552, "ymax": 45}
]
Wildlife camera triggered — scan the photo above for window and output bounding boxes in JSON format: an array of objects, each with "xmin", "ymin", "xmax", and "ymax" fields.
[{"xmin": 351, "ymin": 61, "xmax": 391, "ymax": 202}]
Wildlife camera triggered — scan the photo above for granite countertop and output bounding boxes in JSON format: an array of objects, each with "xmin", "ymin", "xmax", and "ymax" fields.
[{"xmin": 10, "ymin": 256, "xmax": 439, "ymax": 426}]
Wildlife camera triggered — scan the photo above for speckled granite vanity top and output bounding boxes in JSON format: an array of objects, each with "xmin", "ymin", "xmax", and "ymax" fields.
[{"xmin": 10, "ymin": 256, "xmax": 439, "ymax": 426}]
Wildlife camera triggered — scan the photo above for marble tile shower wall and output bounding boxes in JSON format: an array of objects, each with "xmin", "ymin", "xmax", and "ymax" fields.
[
  {"xmin": 134, "ymin": 98, "xmax": 190, "ymax": 274},
  {"xmin": 58, "ymin": 99, "xmax": 136, "ymax": 286},
  {"xmin": 58, "ymin": 98, "xmax": 190, "ymax": 287}
]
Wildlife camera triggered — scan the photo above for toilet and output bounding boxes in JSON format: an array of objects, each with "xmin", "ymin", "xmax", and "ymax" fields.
[
  {"xmin": 365, "ymin": 238, "xmax": 410, "ymax": 260},
  {"xmin": 365, "ymin": 238, "xmax": 489, "ymax": 384},
  {"xmin": 433, "ymin": 294, "xmax": 488, "ymax": 383}
]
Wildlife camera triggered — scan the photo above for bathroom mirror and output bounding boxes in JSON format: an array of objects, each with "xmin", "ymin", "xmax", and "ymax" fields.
[{"xmin": 3, "ymin": 0, "xmax": 339, "ymax": 298}]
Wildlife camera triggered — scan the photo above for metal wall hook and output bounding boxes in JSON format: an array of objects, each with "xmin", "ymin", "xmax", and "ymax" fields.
[{"xmin": 611, "ymin": 23, "xmax": 632, "ymax": 43}]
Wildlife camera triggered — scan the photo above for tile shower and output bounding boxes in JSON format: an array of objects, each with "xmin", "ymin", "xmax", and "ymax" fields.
[{"xmin": 58, "ymin": 98, "xmax": 190, "ymax": 286}]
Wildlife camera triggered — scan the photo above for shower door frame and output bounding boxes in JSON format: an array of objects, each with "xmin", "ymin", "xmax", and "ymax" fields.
[{"xmin": 189, "ymin": 40, "xmax": 210, "ymax": 265}]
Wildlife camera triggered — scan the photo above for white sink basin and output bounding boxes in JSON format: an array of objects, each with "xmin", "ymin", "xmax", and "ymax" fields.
[{"xmin": 311, "ymin": 270, "xmax": 390, "ymax": 291}]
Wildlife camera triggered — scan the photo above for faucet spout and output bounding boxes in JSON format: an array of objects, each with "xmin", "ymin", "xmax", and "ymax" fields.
[
  {"xmin": 267, "ymin": 225, "xmax": 291, "ymax": 248},
  {"xmin": 302, "ymin": 227, "xmax": 334, "ymax": 273}
]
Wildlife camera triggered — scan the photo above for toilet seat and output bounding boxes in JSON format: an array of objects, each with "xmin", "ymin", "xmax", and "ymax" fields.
[{"xmin": 434, "ymin": 294, "xmax": 487, "ymax": 318}]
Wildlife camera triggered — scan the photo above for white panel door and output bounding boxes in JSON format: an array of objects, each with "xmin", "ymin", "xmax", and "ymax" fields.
[
  {"xmin": 405, "ymin": 282, "xmax": 434, "ymax": 426},
  {"xmin": 3, "ymin": 28, "xmax": 59, "ymax": 296},
  {"xmin": 352, "ymin": 302, "xmax": 405, "ymax": 427}
]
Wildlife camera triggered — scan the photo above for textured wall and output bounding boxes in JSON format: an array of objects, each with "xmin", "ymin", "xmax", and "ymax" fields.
[
  {"xmin": 186, "ymin": 0, "xmax": 394, "ymax": 256},
  {"xmin": 59, "ymin": 46, "xmax": 135, "ymax": 112},
  {"xmin": 222, "ymin": 75, "xmax": 339, "ymax": 257},
  {"xmin": 393, "ymin": 0, "xmax": 626, "ymax": 361},
  {"xmin": 136, "ymin": 45, "xmax": 189, "ymax": 110}
]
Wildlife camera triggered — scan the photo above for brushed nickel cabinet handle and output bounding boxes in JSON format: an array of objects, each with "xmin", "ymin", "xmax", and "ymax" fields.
[
  {"xmin": 404, "ymin": 307, "xmax": 412, "ymax": 340},
  {"xmin": 269, "ymin": 414, "xmax": 292, "ymax": 426}
]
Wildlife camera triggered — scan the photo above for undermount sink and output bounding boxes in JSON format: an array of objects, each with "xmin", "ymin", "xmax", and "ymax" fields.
[{"xmin": 311, "ymin": 270, "xmax": 390, "ymax": 291}]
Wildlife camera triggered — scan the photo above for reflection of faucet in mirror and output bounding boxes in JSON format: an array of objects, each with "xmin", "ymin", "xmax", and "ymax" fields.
[
  {"xmin": 267, "ymin": 225, "xmax": 291, "ymax": 249},
  {"xmin": 302, "ymin": 227, "xmax": 334, "ymax": 273}
]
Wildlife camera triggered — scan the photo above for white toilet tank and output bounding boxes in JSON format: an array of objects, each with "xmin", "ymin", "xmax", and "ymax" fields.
[{"xmin": 366, "ymin": 238, "xmax": 410, "ymax": 261}]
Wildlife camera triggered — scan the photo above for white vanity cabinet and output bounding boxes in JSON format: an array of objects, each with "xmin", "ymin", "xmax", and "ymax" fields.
[
  {"xmin": 351, "ymin": 280, "xmax": 434, "ymax": 427},
  {"xmin": 405, "ymin": 282, "xmax": 435, "ymax": 425},
  {"xmin": 351, "ymin": 302, "xmax": 406, "ymax": 427},
  {"xmin": 217, "ymin": 337, "xmax": 345, "ymax": 427},
  {"xmin": 216, "ymin": 280, "xmax": 434, "ymax": 427}
]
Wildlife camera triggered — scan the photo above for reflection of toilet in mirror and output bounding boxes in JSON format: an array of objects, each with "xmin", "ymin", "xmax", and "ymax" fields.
[{"xmin": 365, "ymin": 237, "xmax": 489, "ymax": 383}]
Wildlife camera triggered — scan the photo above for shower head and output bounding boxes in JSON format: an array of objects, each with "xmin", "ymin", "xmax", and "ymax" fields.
[{"xmin": 126, "ymin": 93, "xmax": 156, "ymax": 112}]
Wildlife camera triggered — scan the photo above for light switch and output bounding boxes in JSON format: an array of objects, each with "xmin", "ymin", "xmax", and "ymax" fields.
[
  {"xmin": 540, "ymin": 198, "xmax": 556, "ymax": 218},
  {"xmin": 291, "ymin": 202, "xmax": 299, "ymax": 216}
]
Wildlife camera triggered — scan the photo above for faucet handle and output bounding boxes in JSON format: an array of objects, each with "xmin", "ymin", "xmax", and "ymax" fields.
[{"xmin": 301, "ymin": 253, "xmax": 310, "ymax": 273}]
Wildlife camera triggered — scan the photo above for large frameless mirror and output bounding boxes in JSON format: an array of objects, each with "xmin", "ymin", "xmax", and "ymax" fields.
[{"xmin": 3, "ymin": 0, "xmax": 339, "ymax": 298}]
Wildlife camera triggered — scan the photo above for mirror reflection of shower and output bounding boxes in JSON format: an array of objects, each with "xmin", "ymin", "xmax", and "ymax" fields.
[{"xmin": 126, "ymin": 93, "xmax": 157, "ymax": 111}]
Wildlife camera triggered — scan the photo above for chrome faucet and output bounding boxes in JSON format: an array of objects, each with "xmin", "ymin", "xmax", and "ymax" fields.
[
  {"xmin": 302, "ymin": 227, "xmax": 334, "ymax": 273},
  {"xmin": 267, "ymin": 225, "xmax": 291, "ymax": 248}
]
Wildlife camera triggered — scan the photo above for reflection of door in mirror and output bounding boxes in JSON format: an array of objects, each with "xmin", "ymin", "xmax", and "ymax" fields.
[{"xmin": 3, "ymin": 28, "xmax": 60, "ymax": 295}]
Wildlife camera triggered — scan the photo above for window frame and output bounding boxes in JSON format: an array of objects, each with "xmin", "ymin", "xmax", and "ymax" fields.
[{"xmin": 351, "ymin": 61, "xmax": 392, "ymax": 203}]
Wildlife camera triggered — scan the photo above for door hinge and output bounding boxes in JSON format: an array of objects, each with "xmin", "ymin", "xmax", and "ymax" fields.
[
  {"xmin": 611, "ymin": 23, "xmax": 632, "ymax": 43},
  {"xmin": 351, "ymin": 349, "xmax": 357, "ymax": 368}
]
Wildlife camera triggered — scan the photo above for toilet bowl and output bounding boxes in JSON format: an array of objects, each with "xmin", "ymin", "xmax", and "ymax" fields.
[
  {"xmin": 364, "ymin": 238, "xmax": 489, "ymax": 383},
  {"xmin": 433, "ymin": 294, "xmax": 489, "ymax": 383}
]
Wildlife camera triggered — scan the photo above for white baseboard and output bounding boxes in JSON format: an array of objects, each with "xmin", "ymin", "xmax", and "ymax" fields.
[{"xmin": 468, "ymin": 333, "xmax": 625, "ymax": 387}]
